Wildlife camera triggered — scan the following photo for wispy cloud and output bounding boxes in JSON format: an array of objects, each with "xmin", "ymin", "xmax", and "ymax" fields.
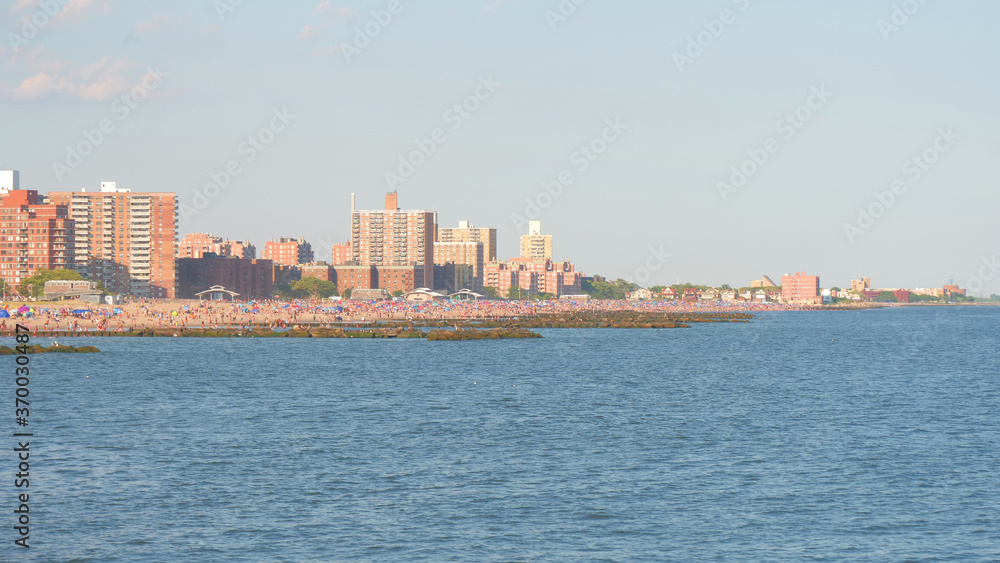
[
  {"xmin": 312, "ymin": 2, "xmax": 357, "ymax": 19},
  {"xmin": 10, "ymin": 0, "xmax": 117, "ymax": 27},
  {"xmin": 300, "ymin": 2, "xmax": 357, "ymax": 42},
  {"xmin": 1, "ymin": 55, "xmax": 135, "ymax": 102},
  {"xmin": 133, "ymin": 13, "xmax": 188, "ymax": 36},
  {"xmin": 311, "ymin": 45, "xmax": 342, "ymax": 58}
]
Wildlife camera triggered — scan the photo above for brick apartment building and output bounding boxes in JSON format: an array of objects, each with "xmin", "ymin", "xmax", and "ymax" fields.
[
  {"xmin": 781, "ymin": 272, "xmax": 821, "ymax": 303},
  {"xmin": 178, "ymin": 233, "xmax": 256, "ymax": 260},
  {"xmin": 48, "ymin": 182, "xmax": 177, "ymax": 298},
  {"xmin": 350, "ymin": 192, "xmax": 434, "ymax": 290},
  {"xmin": 519, "ymin": 220, "xmax": 553, "ymax": 261},
  {"xmin": 433, "ymin": 241, "xmax": 483, "ymax": 292},
  {"xmin": 437, "ymin": 221, "xmax": 497, "ymax": 262},
  {"xmin": 176, "ymin": 255, "xmax": 273, "ymax": 299},
  {"xmin": 484, "ymin": 258, "xmax": 582, "ymax": 298},
  {"xmin": 263, "ymin": 237, "xmax": 314, "ymax": 266},
  {"xmin": 331, "ymin": 242, "xmax": 352, "ymax": 265},
  {"xmin": 0, "ymin": 188, "xmax": 75, "ymax": 292}
]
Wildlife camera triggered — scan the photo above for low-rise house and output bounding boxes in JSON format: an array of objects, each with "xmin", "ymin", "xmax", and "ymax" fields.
[{"xmin": 628, "ymin": 288, "xmax": 654, "ymax": 301}]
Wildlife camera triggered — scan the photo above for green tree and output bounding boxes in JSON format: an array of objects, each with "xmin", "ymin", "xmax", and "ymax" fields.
[
  {"xmin": 483, "ymin": 286, "xmax": 500, "ymax": 299},
  {"xmin": 290, "ymin": 277, "xmax": 338, "ymax": 299},
  {"xmin": 650, "ymin": 285, "xmax": 667, "ymax": 294},
  {"xmin": 392, "ymin": 290, "xmax": 404, "ymax": 298},
  {"xmin": 341, "ymin": 288, "xmax": 353, "ymax": 300},
  {"xmin": 20, "ymin": 268, "xmax": 84, "ymax": 297},
  {"xmin": 875, "ymin": 291, "xmax": 898, "ymax": 303},
  {"xmin": 273, "ymin": 283, "xmax": 307, "ymax": 300},
  {"xmin": 507, "ymin": 284, "xmax": 521, "ymax": 300}
]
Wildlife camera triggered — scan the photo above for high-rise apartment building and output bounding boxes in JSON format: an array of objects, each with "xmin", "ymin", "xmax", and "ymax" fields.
[
  {"xmin": 520, "ymin": 220, "xmax": 553, "ymax": 261},
  {"xmin": 0, "ymin": 189, "xmax": 75, "ymax": 292},
  {"xmin": 350, "ymin": 192, "xmax": 434, "ymax": 290},
  {"xmin": 851, "ymin": 278, "xmax": 871, "ymax": 293},
  {"xmin": 433, "ymin": 241, "xmax": 484, "ymax": 292},
  {"xmin": 437, "ymin": 221, "xmax": 497, "ymax": 262},
  {"xmin": 49, "ymin": 182, "xmax": 177, "ymax": 298},
  {"xmin": 263, "ymin": 237, "xmax": 314, "ymax": 266}
]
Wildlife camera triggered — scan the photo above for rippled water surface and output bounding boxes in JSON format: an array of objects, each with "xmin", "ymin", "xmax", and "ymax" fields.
[{"xmin": 7, "ymin": 307, "xmax": 1000, "ymax": 561}]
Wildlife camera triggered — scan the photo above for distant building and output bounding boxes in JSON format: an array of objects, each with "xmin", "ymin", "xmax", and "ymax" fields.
[
  {"xmin": 226, "ymin": 239, "xmax": 255, "ymax": 259},
  {"xmin": 750, "ymin": 275, "xmax": 777, "ymax": 289},
  {"xmin": 438, "ymin": 221, "xmax": 497, "ymax": 262},
  {"xmin": 781, "ymin": 272, "xmax": 821, "ymax": 303},
  {"xmin": 628, "ymin": 288, "xmax": 653, "ymax": 301},
  {"xmin": 851, "ymin": 278, "xmax": 872, "ymax": 293},
  {"xmin": 332, "ymin": 264, "xmax": 376, "ymax": 295},
  {"xmin": 943, "ymin": 285, "xmax": 966, "ymax": 297},
  {"xmin": 0, "ymin": 170, "xmax": 20, "ymax": 194},
  {"xmin": 351, "ymin": 192, "xmax": 435, "ymax": 290},
  {"xmin": 331, "ymin": 242, "xmax": 352, "ymax": 266},
  {"xmin": 263, "ymin": 237, "xmax": 313, "ymax": 266},
  {"xmin": 301, "ymin": 263, "xmax": 334, "ymax": 282},
  {"xmin": 176, "ymin": 255, "xmax": 273, "ymax": 300},
  {"xmin": 49, "ymin": 182, "xmax": 177, "ymax": 298},
  {"xmin": 272, "ymin": 264, "xmax": 301, "ymax": 286},
  {"xmin": 434, "ymin": 241, "xmax": 484, "ymax": 292},
  {"xmin": 375, "ymin": 265, "xmax": 423, "ymax": 294},
  {"xmin": 519, "ymin": 220, "xmax": 553, "ymax": 261},
  {"xmin": 483, "ymin": 258, "xmax": 582, "ymax": 298},
  {"xmin": 0, "ymin": 188, "xmax": 75, "ymax": 291}
]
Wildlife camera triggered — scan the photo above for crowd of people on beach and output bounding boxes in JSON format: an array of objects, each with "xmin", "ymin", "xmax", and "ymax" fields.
[{"xmin": 1, "ymin": 296, "xmax": 815, "ymax": 335}]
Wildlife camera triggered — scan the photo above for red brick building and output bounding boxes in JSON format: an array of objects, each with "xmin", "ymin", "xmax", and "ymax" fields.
[
  {"xmin": 331, "ymin": 242, "xmax": 351, "ymax": 266},
  {"xmin": 333, "ymin": 265, "xmax": 376, "ymax": 295},
  {"xmin": 263, "ymin": 237, "xmax": 314, "ymax": 266},
  {"xmin": 375, "ymin": 265, "xmax": 423, "ymax": 294},
  {"xmin": 48, "ymin": 184, "xmax": 177, "ymax": 298},
  {"xmin": 351, "ymin": 192, "xmax": 435, "ymax": 290},
  {"xmin": 781, "ymin": 272, "xmax": 821, "ymax": 303},
  {"xmin": 0, "ymin": 189, "xmax": 75, "ymax": 292},
  {"xmin": 176, "ymin": 256, "xmax": 273, "ymax": 300},
  {"xmin": 483, "ymin": 258, "xmax": 582, "ymax": 298},
  {"xmin": 179, "ymin": 233, "xmax": 257, "ymax": 260},
  {"xmin": 301, "ymin": 263, "xmax": 334, "ymax": 282}
]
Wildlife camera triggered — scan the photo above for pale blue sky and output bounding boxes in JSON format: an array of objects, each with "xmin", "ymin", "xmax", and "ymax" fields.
[{"xmin": 2, "ymin": 0, "xmax": 998, "ymax": 293}]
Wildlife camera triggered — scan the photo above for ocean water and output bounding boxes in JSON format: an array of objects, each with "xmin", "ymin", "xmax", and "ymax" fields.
[{"xmin": 6, "ymin": 306, "xmax": 1000, "ymax": 561}]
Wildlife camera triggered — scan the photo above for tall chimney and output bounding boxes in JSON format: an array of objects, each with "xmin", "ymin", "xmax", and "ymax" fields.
[
  {"xmin": 385, "ymin": 191, "xmax": 398, "ymax": 211},
  {"xmin": 351, "ymin": 192, "xmax": 355, "ymax": 212}
]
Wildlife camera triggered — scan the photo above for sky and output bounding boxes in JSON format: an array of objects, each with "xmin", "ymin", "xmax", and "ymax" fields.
[{"xmin": 2, "ymin": 0, "xmax": 999, "ymax": 294}]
